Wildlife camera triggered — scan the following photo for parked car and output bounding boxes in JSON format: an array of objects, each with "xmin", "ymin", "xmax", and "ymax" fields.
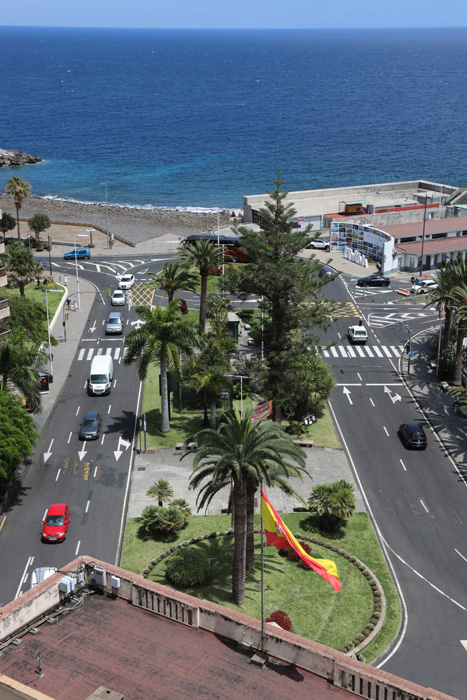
[
  {"xmin": 397, "ymin": 422, "xmax": 427, "ymax": 450},
  {"xmin": 348, "ymin": 325, "xmax": 368, "ymax": 344},
  {"xmin": 41, "ymin": 504, "xmax": 70, "ymax": 542},
  {"xmin": 63, "ymin": 247, "xmax": 90, "ymax": 260},
  {"xmin": 307, "ymin": 238, "xmax": 329, "ymax": 250},
  {"xmin": 118, "ymin": 274, "xmax": 135, "ymax": 290},
  {"xmin": 111, "ymin": 289, "xmax": 126, "ymax": 306},
  {"xmin": 105, "ymin": 312, "xmax": 123, "ymax": 335},
  {"xmin": 318, "ymin": 266, "xmax": 336, "ymax": 279},
  {"xmin": 412, "ymin": 280, "xmax": 437, "ymax": 295},
  {"xmin": 34, "ymin": 257, "xmax": 46, "ymax": 268},
  {"xmin": 79, "ymin": 410, "xmax": 102, "ymax": 440},
  {"xmin": 357, "ymin": 273, "xmax": 391, "ymax": 287}
]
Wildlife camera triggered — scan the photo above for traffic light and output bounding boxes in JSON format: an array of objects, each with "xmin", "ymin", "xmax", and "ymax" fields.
[
  {"xmin": 40, "ymin": 373, "xmax": 50, "ymax": 394},
  {"xmin": 66, "ymin": 313, "xmax": 70, "ymax": 321}
]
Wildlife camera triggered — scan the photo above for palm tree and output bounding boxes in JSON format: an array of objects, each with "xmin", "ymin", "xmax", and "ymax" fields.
[
  {"xmin": 307, "ymin": 480, "xmax": 356, "ymax": 532},
  {"xmin": 146, "ymin": 261, "xmax": 198, "ymax": 303},
  {"xmin": 183, "ymin": 336, "xmax": 231, "ymax": 430},
  {"xmin": 5, "ymin": 177, "xmax": 31, "ymax": 241},
  {"xmin": 186, "ymin": 409, "xmax": 306, "ymax": 605},
  {"xmin": 430, "ymin": 262, "xmax": 467, "ymax": 353},
  {"xmin": 0, "ymin": 329, "xmax": 46, "ymax": 413},
  {"xmin": 123, "ymin": 301, "xmax": 197, "ymax": 433},
  {"xmin": 177, "ymin": 239, "xmax": 224, "ymax": 332},
  {"xmin": 447, "ymin": 284, "xmax": 467, "ymax": 386},
  {"xmin": 2, "ymin": 242, "xmax": 38, "ymax": 296},
  {"xmin": 147, "ymin": 478, "xmax": 174, "ymax": 506}
]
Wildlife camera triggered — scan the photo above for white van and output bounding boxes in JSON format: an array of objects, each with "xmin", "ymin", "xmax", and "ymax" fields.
[{"xmin": 88, "ymin": 355, "xmax": 113, "ymax": 396}]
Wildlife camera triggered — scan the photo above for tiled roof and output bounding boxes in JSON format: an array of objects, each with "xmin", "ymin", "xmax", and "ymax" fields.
[
  {"xmin": 380, "ymin": 217, "xmax": 467, "ymax": 238},
  {"xmin": 395, "ymin": 237, "xmax": 467, "ymax": 254}
]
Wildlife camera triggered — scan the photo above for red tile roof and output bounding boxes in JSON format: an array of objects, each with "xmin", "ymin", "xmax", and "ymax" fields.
[
  {"xmin": 0, "ymin": 594, "xmax": 352, "ymax": 700},
  {"xmin": 395, "ymin": 237, "xmax": 467, "ymax": 254},
  {"xmin": 380, "ymin": 216, "xmax": 467, "ymax": 238}
]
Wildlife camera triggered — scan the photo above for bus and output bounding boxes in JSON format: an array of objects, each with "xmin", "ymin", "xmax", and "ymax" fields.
[{"xmin": 182, "ymin": 233, "xmax": 249, "ymax": 263}]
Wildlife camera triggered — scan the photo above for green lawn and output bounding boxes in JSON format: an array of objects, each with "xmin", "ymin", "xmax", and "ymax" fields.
[
  {"xmin": 1, "ymin": 282, "xmax": 65, "ymax": 319},
  {"xmin": 121, "ymin": 511, "xmax": 400, "ymax": 661}
]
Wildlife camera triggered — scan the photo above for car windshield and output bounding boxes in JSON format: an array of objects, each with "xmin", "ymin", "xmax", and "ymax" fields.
[
  {"xmin": 354, "ymin": 330, "xmax": 366, "ymax": 336},
  {"xmin": 122, "ymin": 276, "xmax": 131, "ymax": 282},
  {"xmin": 46, "ymin": 514, "xmax": 63, "ymax": 526},
  {"xmin": 90, "ymin": 374, "xmax": 107, "ymax": 383},
  {"xmin": 108, "ymin": 318, "xmax": 120, "ymax": 325},
  {"xmin": 113, "ymin": 292, "xmax": 123, "ymax": 298}
]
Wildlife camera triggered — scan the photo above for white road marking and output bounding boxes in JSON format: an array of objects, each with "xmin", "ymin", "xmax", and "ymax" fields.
[
  {"xmin": 75, "ymin": 541, "xmax": 81, "ymax": 555},
  {"xmin": 365, "ymin": 346, "xmax": 375, "ymax": 357},
  {"xmin": 373, "ymin": 346, "xmax": 383, "ymax": 357},
  {"xmin": 357, "ymin": 373, "xmax": 362, "ymax": 381},
  {"xmin": 114, "ymin": 347, "xmax": 121, "ymax": 360},
  {"xmin": 382, "ymin": 346, "xmax": 393, "ymax": 357},
  {"xmin": 455, "ymin": 549, "xmax": 467, "ymax": 563},
  {"xmin": 420, "ymin": 499, "xmax": 429, "ymax": 513},
  {"xmin": 113, "ymin": 379, "xmax": 117, "ymax": 387},
  {"xmin": 106, "ymin": 347, "xmax": 112, "ymax": 355},
  {"xmin": 55, "ymin": 469, "xmax": 61, "ymax": 481},
  {"xmin": 339, "ymin": 346, "xmax": 348, "ymax": 358},
  {"xmin": 369, "ymin": 398, "xmax": 375, "ymax": 407},
  {"xmin": 356, "ymin": 346, "xmax": 365, "ymax": 357},
  {"xmin": 78, "ymin": 349, "xmax": 85, "ymax": 361},
  {"xmin": 67, "ymin": 432, "xmax": 73, "ymax": 444},
  {"xmin": 347, "ymin": 345, "xmax": 356, "ymax": 357},
  {"xmin": 85, "ymin": 500, "xmax": 90, "ymax": 514},
  {"xmin": 101, "ymin": 434, "xmax": 105, "ymax": 444},
  {"xmin": 15, "ymin": 556, "xmax": 34, "ymax": 599},
  {"xmin": 76, "ymin": 406, "xmax": 80, "ymax": 416},
  {"xmin": 108, "ymin": 404, "xmax": 111, "ymax": 414},
  {"xmin": 87, "ymin": 348, "xmax": 94, "ymax": 360},
  {"xmin": 323, "ymin": 349, "xmax": 330, "ymax": 357},
  {"xmin": 83, "ymin": 380, "xmax": 87, "ymax": 389},
  {"xmin": 331, "ymin": 347, "xmax": 339, "ymax": 357},
  {"xmin": 93, "ymin": 466, "xmax": 98, "ymax": 478},
  {"xmin": 367, "ymin": 383, "xmax": 403, "ymax": 386},
  {"xmin": 400, "ymin": 459, "xmax": 407, "ymax": 472},
  {"xmin": 383, "ymin": 426, "xmax": 389, "ymax": 436}
]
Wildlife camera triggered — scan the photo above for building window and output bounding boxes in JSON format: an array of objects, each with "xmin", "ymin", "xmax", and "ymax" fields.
[{"xmin": 432, "ymin": 233, "xmax": 447, "ymax": 240}]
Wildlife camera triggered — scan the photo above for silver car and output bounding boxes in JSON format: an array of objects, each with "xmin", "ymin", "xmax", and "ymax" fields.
[{"xmin": 105, "ymin": 312, "xmax": 123, "ymax": 335}]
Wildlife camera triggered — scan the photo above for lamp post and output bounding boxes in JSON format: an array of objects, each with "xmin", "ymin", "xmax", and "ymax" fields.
[
  {"xmin": 224, "ymin": 374, "xmax": 258, "ymax": 415},
  {"xmin": 86, "ymin": 228, "xmax": 96, "ymax": 248},
  {"xmin": 73, "ymin": 233, "xmax": 88, "ymax": 310},
  {"xmin": 45, "ymin": 289, "xmax": 64, "ymax": 379},
  {"xmin": 398, "ymin": 320, "xmax": 412, "ymax": 375},
  {"xmin": 418, "ymin": 194, "xmax": 432, "ymax": 278}
]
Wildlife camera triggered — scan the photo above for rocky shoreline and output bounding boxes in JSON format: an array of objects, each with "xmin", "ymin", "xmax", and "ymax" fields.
[
  {"xmin": 0, "ymin": 149, "xmax": 41, "ymax": 168},
  {"xmin": 0, "ymin": 194, "xmax": 235, "ymax": 244}
]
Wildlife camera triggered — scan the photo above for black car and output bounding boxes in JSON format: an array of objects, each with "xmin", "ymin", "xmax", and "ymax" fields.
[
  {"xmin": 397, "ymin": 423, "xmax": 427, "ymax": 450},
  {"xmin": 318, "ymin": 266, "xmax": 336, "ymax": 279},
  {"xmin": 356, "ymin": 273, "xmax": 391, "ymax": 287},
  {"xmin": 79, "ymin": 411, "xmax": 102, "ymax": 440}
]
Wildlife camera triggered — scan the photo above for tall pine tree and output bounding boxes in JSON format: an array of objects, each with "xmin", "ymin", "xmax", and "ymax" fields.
[{"xmin": 226, "ymin": 174, "xmax": 335, "ymax": 422}]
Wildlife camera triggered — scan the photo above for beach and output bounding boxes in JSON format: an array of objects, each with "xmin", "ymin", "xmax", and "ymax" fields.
[{"xmin": 0, "ymin": 194, "xmax": 233, "ymax": 246}]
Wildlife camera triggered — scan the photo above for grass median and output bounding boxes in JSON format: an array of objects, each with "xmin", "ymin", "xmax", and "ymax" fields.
[{"xmin": 121, "ymin": 511, "xmax": 400, "ymax": 662}]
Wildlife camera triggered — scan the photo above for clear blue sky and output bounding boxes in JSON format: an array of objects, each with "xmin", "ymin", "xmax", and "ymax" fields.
[{"xmin": 2, "ymin": 0, "xmax": 466, "ymax": 29}]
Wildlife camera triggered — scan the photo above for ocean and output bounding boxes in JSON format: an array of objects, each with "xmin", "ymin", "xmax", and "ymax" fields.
[{"xmin": 1, "ymin": 26, "xmax": 467, "ymax": 211}]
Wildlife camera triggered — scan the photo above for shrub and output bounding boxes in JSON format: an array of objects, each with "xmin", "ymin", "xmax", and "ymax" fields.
[
  {"xmin": 285, "ymin": 420, "xmax": 306, "ymax": 436},
  {"xmin": 165, "ymin": 548, "xmax": 212, "ymax": 587},
  {"xmin": 265, "ymin": 610, "xmax": 292, "ymax": 632},
  {"xmin": 140, "ymin": 505, "xmax": 188, "ymax": 538},
  {"xmin": 286, "ymin": 542, "xmax": 311, "ymax": 562}
]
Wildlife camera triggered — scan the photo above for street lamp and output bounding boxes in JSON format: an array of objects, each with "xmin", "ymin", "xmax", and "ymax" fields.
[
  {"xmin": 73, "ymin": 233, "xmax": 88, "ymax": 310},
  {"xmin": 419, "ymin": 193, "xmax": 432, "ymax": 278},
  {"xmin": 86, "ymin": 228, "xmax": 96, "ymax": 248},
  {"xmin": 45, "ymin": 289, "xmax": 64, "ymax": 379},
  {"xmin": 224, "ymin": 374, "xmax": 258, "ymax": 415},
  {"xmin": 398, "ymin": 320, "xmax": 412, "ymax": 375}
]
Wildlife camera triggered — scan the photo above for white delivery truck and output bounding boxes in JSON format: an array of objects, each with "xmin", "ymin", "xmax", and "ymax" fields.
[{"xmin": 88, "ymin": 355, "xmax": 113, "ymax": 396}]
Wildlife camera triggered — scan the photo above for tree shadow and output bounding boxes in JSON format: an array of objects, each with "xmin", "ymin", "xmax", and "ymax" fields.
[{"xmin": 298, "ymin": 514, "xmax": 346, "ymax": 540}]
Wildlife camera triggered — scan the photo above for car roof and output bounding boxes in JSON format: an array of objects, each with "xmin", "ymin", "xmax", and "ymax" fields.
[
  {"xmin": 405, "ymin": 423, "xmax": 425, "ymax": 432},
  {"xmin": 113, "ymin": 289, "xmax": 124, "ymax": 294},
  {"xmin": 121, "ymin": 274, "xmax": 133, "ymax": 278},
  {"xmin": 48, "ymin": 503, "xmax": 68, "ymax": 514},
  {"xmin": 83, "ymin": 410, "xmax": 99, "ymax": 420},
  {"xmin": 108, "ymin": 312, "xmax": 121, "ymax": 318}
]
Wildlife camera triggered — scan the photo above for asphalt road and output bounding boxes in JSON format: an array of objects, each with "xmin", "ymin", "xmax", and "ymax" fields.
[{"xmin": 323, "ymin": 272, "xmax": 467, "ymax": 698}]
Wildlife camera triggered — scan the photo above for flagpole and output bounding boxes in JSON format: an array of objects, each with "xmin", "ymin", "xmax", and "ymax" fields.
[{"xmin": 260, "ymin": 483, "xmax": 265, "ymax": 652}]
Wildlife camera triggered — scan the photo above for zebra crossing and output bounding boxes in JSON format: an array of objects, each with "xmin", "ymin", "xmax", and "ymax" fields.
[
  {"xmin": 78, "ymin": 346, "xmax": 127, "ymax": 362},
  {"xmin": 323, "ymin": 344, "xmax": 404, "ymax": 359}
]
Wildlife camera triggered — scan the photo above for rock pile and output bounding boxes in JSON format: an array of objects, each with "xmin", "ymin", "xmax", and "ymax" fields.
[{"xmin": 0, "ymin": 149, "xmax": 41, "ymax": 168}]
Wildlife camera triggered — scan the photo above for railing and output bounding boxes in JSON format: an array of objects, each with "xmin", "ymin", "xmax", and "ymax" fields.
[{"xmin": 0, "ymin": 298, "xmax": 8, "ymax": 311}]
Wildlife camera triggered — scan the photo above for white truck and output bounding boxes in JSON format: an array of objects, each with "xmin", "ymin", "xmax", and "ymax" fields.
[{"xmin": 88, "ymin": 355, "xmax": 114, "ymax": 396}]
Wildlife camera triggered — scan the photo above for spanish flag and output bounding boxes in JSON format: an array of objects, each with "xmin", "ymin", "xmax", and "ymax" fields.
[{"xmin": 261, "ymin": 489, "xmax": 342, "ymax": 593}]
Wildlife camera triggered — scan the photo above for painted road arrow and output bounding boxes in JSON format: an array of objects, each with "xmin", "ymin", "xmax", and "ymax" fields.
[
  {"xmin": 384, "ymin": 385, "xmax": 402, "ymax": 403},
  {"xmin": 43, "ymin": 439, "xmax": 54, "ymax": 463},
  {"xmin": 130, "ymin": 319, "xmax": 145, "ymax": 329},
  {"xmin": 342, "ymin": 387, "xmax": 353, "ymax": 405},
  {"xmin": 89, "ymin": 321, "xmax": 97, "ymax": 333},
  {"xmin": 78, "ymin": 442, "xmax": 87, "ymax": 461},
  {"xmin": 114, "ymin": 436, "xmax": 131, "ymax": 461}
]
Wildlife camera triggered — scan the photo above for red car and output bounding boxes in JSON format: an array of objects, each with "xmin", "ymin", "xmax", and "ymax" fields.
[{"xmin": 41, "ymin": 503, "xmax": 71, "ymax": 542}]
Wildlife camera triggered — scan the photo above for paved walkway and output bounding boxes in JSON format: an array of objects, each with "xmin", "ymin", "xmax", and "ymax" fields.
[{"xmin": 36, "ymin": 234, "xmax": 465, "ymax": 522}]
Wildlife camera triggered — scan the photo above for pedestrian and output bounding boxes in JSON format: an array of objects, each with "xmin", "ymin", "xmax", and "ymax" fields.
[
  {"xmin": 63, "ymin": 274, "xmax": 68, "ymax": 286},
  {"xmin": 72, "ymin": 300, "xmax": 78, "ymax": 312},
  {"xmin": 411, "ymin": 276, "xmax": 415, "ymax": 285},
  {"xmin": 66, "ymin": 298, "xmax": 71, "ymax": 310}
]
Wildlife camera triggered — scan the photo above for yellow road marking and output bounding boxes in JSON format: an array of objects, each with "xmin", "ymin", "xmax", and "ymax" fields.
[
  {"xmin": 0, "ymin": 515, "xmax": 6, "ymax": 532},
  {"xmin": 83, "ymin": 462, "xmax": 90, "ymax": 481}
]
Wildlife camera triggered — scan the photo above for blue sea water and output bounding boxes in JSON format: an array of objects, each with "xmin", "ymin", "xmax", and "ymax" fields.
[{"xmin": 1, "ymin": 26, "xmax": 467, "ymax": 211}]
